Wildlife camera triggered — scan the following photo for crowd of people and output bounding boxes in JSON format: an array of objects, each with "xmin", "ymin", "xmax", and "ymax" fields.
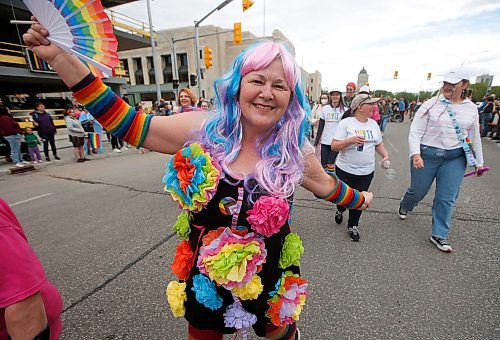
[{"xmin": 0, "ymin": 19, "xmax": 492, "ymax": 340}]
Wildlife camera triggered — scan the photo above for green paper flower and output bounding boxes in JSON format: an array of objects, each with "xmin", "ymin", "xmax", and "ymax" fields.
[
  {"xmin": 173, "ymin": 211, "xmax": 191, "ymax": 239},
  {"xmin": 279, "ymin": 233, "xmax": 304, "ymax": 269}
]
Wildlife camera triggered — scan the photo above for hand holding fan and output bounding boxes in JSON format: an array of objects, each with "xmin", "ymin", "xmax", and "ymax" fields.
[{"xmin": 15, "ymin": 0, "xmax": 118, "ymax": 76}]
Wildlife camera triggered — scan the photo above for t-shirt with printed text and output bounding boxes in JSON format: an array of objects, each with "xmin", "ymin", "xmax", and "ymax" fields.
[{"xmin": 333, "ymin": 117, "xmax": 383, "ymax": 175}]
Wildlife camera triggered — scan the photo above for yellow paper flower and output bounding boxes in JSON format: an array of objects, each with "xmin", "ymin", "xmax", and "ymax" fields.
[
  {"xmin": 166, "ymin": 281, "xmax": 187, "ymax": 317},
  {"xmin": 232, "ymin": 275, "xmax": 264, "ymax": 300}
]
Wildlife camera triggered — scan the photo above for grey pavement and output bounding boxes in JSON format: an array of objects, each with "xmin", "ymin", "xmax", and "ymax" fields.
[{"xmin": 0, "ymin": 121, "xmax": 498, "ymax": 339}]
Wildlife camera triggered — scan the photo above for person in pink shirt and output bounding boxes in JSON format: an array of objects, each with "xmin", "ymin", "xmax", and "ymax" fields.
[{"xmin": 0, "ymin": 198, "xmax": 63, "ymax": 340}]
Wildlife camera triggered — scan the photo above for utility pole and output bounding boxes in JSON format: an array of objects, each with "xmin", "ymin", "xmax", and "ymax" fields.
[
  {"xmin": 194, "ymin": 0, "xmax": 234, "ymax": 98},
  {"xmin": 146, "ymin": 0, "xmax": 162, "ymax": 103}
]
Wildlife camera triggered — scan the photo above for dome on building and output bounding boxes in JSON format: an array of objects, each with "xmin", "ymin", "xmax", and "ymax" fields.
[{"xmin": 359, "ymin": 67, "xmax": 367, "ymax": 75}]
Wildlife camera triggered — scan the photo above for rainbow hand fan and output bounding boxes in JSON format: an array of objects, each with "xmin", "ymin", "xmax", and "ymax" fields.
[{"xmin": 22, "ymin": 0, "xmax": 118, "ymax": 76}]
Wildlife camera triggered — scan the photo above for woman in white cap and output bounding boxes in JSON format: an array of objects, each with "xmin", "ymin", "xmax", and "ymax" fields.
[
  {"xmin": 331, "ymin": 94, "xmax": 390, "ymax": 241},
  {"xmin": 398, "ymin": 70, "xmax": 485, "ymax": 252},
  {"xmin": 313, "ymin": 89, "xmax": 348, "ymax": 171}
]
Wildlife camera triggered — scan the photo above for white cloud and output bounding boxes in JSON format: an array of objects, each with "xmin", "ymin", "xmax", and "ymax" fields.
[{"xmin": 114, "ymin": 0, "xmax": 500, "ymax": 92}]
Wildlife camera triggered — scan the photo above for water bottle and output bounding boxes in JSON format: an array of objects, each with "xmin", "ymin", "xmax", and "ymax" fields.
[{"xmin": 381, "ymin": 160, "xmax": 395, "ymax": 180}]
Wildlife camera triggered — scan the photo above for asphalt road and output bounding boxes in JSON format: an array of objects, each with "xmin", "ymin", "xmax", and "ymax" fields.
[{"xmin": 0, "ymin": 120, "xmax": 498, "ymax": 339}]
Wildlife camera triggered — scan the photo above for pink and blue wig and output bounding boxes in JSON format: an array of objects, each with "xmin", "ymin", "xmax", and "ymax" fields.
[{"xmin": 201, "ymin": 41, "xmax": 311, "ymax": 199}]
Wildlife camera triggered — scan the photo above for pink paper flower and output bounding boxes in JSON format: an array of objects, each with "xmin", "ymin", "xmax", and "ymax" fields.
[{"xmin": 246, "ymin": 196, "xmax": 290, "ymax": 237}]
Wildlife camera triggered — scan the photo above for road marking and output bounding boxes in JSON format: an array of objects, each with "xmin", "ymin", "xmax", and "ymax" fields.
[
  {"xmin": 386, "ymin": 139, "xmax": 399, "ymax": 153},
  {"xmin": 10, "ymin": 193, "xmax": 53, "ymax": 207}
]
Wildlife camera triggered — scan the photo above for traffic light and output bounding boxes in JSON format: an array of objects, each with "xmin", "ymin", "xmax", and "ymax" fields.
[
  {"xmin": 204, "ymin": 45, "xmax": 213, "ymax": 69},
  {"xmin": 189, "ymin": 74, "xmax": 197, "ymax": 87},
  {"xmin": 427, "ymin": 72, "xmax": 432, "ymax": 80},
  {"xmin": 393, "ymin": 70, "xmax": 399, "ymax": 79},
  {"xmin": 243, "ymin": 0, "xmax": 254, "ymax": 11},
  {"xmin": 234, "ymin": 22, "xmax": 242, "ymax": 45}
]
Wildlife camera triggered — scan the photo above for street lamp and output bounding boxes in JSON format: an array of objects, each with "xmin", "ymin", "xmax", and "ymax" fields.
[
  {"xmin": 146, "ymin": 0, "xmax": 162, "ymax": 103},
  {"xmin": 194, "ymin": 0, "xmax": 235, "ymax": 98},
  {"xmin": 445, "ymin": 50, "xmax": 488, "ymax": 68}
]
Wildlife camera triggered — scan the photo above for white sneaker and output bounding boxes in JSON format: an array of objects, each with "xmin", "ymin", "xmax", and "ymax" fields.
[
  {"xmin": 15, "ymin": 163, "xmax": 24, "ymax": 167},
  {"xmin": 22, "ymin": 161, "xmax": 30, "ymax": 164},
  {"xmin": 38, "ymin": 159, "xmax": 43, "ymax": 163},
  {"xmin": 113, "ymin": 148, "xmax": 122, "ymax": 153},
  {"xmin": 32, "ymin": 161, "xmax": 38, "ymax": 164}
]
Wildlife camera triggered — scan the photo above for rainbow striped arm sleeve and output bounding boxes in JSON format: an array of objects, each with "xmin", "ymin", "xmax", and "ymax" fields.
[
  {"xmin": 318, "ymin": 171, "xmax": 365, "ymax": 209},
  {"xmin": 71, "ymin": 73, "xmax": 152, "ymax": 147}
]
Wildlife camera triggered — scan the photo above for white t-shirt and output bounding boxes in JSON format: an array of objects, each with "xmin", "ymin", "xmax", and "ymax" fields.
[
  {"xmin": 319, "ymin": 105, "xmax": 347, "ymax": 145},
  {"xmin": 333, "ymin": 117, "xmax": 383, "ymax": 175}
]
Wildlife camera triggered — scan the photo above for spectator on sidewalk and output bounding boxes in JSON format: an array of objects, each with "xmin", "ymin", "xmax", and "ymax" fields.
[
  {"xmin": 176, "ymin": 88, "xmax": 201, "ymax": 113},
  {"xmin": 0, "ymin": 198, "xmax": 63, "ymax": 340},
  {"xmin": 23, "ymin": 127, "xmax": 43, "ymax": 164},
  {"xmin": 31, "ymin": 103, "xmax": 60, "ymax": 161},
  {"xmin": 0, "ymin": 106, "xmax": 25, "ymax": 167},
  {"xmin": 64, "ymin": 108, "xmax": 87, "ymax": 162},
  {"xmin": 79, "ymin": 106, "xmax": 97, "ymax": 155},
  {"xmin": 480, "ymin": 95, "xmax": 495, "ymax": 137}
]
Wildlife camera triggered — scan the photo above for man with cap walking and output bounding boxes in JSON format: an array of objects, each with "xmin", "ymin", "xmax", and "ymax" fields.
[{"xmin": 344, "ymin": 82, "xmax": 356, "ymax": 108}]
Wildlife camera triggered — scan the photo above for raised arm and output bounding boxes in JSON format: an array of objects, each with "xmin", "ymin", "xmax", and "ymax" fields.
[
  {"xmin": 301, "ymin": 152, "xmax": 372, "ymax": 210},
  {"xmin": 23, "ymin": 19, "xmax": 205, "ymax": 154}
]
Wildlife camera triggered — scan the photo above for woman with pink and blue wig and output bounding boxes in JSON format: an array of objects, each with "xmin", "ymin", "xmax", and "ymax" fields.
[{"xmin": 24, "ymin": 22, "xmax": 374, "ymax": 339}]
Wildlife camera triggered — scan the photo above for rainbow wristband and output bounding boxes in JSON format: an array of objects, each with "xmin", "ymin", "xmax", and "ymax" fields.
[
  {"xmin": 72, "ymin": 73, "xmax": 152, "ymax": 148},
  {"xmin": 319, "ymin": 171, "xmax": 365, "ymax": 209}
]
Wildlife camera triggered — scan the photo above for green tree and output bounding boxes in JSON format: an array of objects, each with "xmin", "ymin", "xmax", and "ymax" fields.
[
  {"xmin": 373, "ymin": 90, "xmax": 394, "ymax": 98},
  {"xmin": 489, "ymin": 86, "xmax": 500, "ymax": 98},
  {"xmin": 469, "ymin": 83, "xmax": 488, "ymax": 102}
]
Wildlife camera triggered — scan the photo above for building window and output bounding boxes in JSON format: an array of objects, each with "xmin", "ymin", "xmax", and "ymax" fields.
[
  {"xmin": 147, "ymin": 56, "xmax": 155, "ymax": 84},
  {"xmin": 133, "ymin": 57, "xmax": 144, "ymax": 85},
  {"xmin": 162, "ymin": 55, "xmax": 173, "ymax": 83},
  {"xmin": 120, "ymin": 59, "xmax": 129, "ymax": 77},
  {"xmin": 178, "ymin": 53, "xmax": 188, "ymax": 83},
  {"xmin": 310, "ymin": 79, "xmax": 313, "ymax": 84}
]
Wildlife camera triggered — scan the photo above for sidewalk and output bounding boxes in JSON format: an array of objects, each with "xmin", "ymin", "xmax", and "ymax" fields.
[{"xmin": 0, "ymin": 129, "xmax": 134, "ymax": 176}]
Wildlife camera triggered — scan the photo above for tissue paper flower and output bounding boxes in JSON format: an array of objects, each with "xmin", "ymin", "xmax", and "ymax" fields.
[
  {"xmin": 223, "ymin": 300, "xmax": 257, "ymax": 329},
  {"xmin": 231, "ymin": 275, "xmax": 263, "ymax": 300},
  {"xmin": 192, "ymin": 274, "xmax": 223, "ymax": 310},
  {"xmin": 278, "ymin": 233, "xmax": 304, "ymax": 269},
  {"xmin": 171, "ymin": 240, "xmax": 194, "ymax": 281},
  {"xmin": 166, "ymin": 281, "xmax": 187, "ymax": 317},
  {"xmin": 173, "ymin": 211, "xmax": 191, "ymax": 240},
  {"xmin": 163, "ymin": 143, "xmax": 221, "ymax": 212},
  {"xmin": 266, "ymin": 271, "xmax": 308, "ymax": 326},
  {"xmin": 197, "ymin": 228, "xmax": 267, "ymax": 289},
  {"xmin": 246, "ymin": 196, "xmax": 290, "ymax": 237}
]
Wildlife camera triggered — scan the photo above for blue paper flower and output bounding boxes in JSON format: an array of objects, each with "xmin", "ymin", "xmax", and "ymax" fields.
[{"xmin": 192, "ymin": 274, "xmax": 223, "ymax": 311}]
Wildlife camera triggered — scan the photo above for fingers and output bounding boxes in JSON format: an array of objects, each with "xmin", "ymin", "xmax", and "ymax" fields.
[{"xmin": 27, "ymin": 27, "xmax": 50, "ymax": 45}]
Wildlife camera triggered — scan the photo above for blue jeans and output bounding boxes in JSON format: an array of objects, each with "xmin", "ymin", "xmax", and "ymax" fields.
[
  {"xmin": 481, "ymin": 112, "xmax": 492, "ymax": 136},
  {"xmin": 400, "ymin": 145, "xmax": 466, "ymax": 239},
  {"xmin": 380, "ymin": 116, "xmax": 389, "ymax": 133},
  {"xmin": 4, "ymin": 134, "xmax": 22, "ymax": 163}
]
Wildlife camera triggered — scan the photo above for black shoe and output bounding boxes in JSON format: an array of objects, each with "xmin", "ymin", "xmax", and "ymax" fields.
[
  {"xmin": 54, "ymin": 156, "xmax": 61, "ymax": 160},
  {"xmin": 335, "ymin": 211, "xmax": 343, "ymax": 224},
  {"xmin": 77, "ymin": 158, "xmax": 85, "ymax": 163},
  {"xmin": 430, "ymin": 236, "xmax": 452, "ymax": 252},
  {"xmin": 398, "ymin": 205, "xmax": 408, "ymax": 220},
  {"xmin": 46, "ymin": 157, "xmax": 51, "ymax": 161},
  {"xmin": 348, "ymin": 226, "xmax": 360, "ymax": 241},
  {"xmin": 82, "ymin": 158, "xmax": 91, "ymax": 161}
]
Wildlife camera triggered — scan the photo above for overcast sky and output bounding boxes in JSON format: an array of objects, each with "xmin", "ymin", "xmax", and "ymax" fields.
[{"xmin": 113, "ymin": 0, "xmax": 500, "ymax": 93}]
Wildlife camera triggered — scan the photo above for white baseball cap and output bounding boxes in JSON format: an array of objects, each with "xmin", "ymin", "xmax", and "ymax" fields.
[
  {"xmin": 358, "ymin": 85, "xmax": 370, "ymax": 94},
  {"xmin": 443, "ymin": 70, "xmax": 469, "ymax": 84}
]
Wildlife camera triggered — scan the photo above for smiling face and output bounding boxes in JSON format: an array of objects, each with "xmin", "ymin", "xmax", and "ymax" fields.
[
  {"xmin": 239, "ymin": 58, "xmax": 291, "ymax": 135},
  {"xmin": 179, "ymin": 90, "xmax": 193, "ymax": 107},
  {"xmin": 330, "ymin": 92, "xmax": 341, "ymax": 105}
]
